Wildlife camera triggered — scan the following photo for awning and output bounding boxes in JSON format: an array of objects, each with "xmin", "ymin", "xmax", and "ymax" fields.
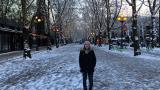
[{"xmin": 0, "ymin": 27, "xmax": 22, "ymax": 33}]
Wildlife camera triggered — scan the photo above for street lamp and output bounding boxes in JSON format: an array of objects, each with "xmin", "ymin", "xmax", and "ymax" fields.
[
  {"xmin": 91, "ymin": 32, "xmax": 95, "ymax": 37},
  {"xmin": 34, "ymin": 16, "xmax": 43, "ymax": 23},
  {"xmin": 35, "ymin": 16, "xmax": 38, "ymax": 19},
  {"xmin": 90, "ymin": 32, "xmax": 95, "ymax": 44},
  {"xmin": 34, "ymin": 15, "xmax": 43, "ymax": 51},
  {"xmin": 37, "ymin": 19, "xmax": 42, "ymax": 22},
  {"xmin": 117, "ymin": 15, "xmax": 127, "ymax": 49}
]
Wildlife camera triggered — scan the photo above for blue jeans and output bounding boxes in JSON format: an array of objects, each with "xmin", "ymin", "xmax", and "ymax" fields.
[{"xmin": 82, "ymin": 72, "xmax": 93, "ymax": 90}]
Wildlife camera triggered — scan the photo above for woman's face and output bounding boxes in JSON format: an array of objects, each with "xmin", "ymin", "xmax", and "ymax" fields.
[{"xmin": 84, "ymin": 42, "xmax": 90, "ymax": 49}]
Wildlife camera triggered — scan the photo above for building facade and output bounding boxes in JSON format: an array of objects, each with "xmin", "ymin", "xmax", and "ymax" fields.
[{"xmin": 0, "ymin": 18, "xmax": 23, "ymax": 53}]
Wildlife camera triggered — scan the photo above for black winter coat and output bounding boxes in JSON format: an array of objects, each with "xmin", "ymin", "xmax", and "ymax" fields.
[{"xmin": 79, "ymin": 49, "xmax": 96, "ymax": 73}]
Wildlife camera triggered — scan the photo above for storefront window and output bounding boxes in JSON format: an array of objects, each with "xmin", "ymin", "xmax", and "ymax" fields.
[{"xmin": 0, "ymin": 31, "xmax": 23, "ymax": 53}]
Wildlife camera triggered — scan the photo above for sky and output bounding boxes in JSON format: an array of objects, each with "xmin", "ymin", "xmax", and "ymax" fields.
[
  {"xmin": 77, "ymin": 0, "xmax": 159, "ymax": 17},
  {"xmin": 119, "ymin": 0, "xmax": 159, "ymax": 16}
]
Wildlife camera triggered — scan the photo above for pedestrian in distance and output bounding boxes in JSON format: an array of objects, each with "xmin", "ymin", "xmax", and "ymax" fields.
[
  {"xmin": 47, "ymin": 39, "xmax": 52, "ymax": 50},
  {"xmin": 79, "ymin": 41, "xmax": 96, "ymax": 90},
  {"xmin": 23, "ymin": 40, "xmax": 31, "ymax": 59}
]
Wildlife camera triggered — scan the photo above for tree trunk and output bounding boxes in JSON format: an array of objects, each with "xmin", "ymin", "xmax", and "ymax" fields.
[
  {"xmin": 47, "ymin": 0, "xmax": 50, "ymax": 35},
  {"xmin": 4, "ymin": 0, "xmax": 9, "ymax": 19},
  {"xmin": 21, "ymin": 0, "xmax": 31, "ymax": 56},
  {"xmin": 106, "ymin": 0, "xmax": 111, "ymax": 50},
  {"xmin": 132, "ymin": 0, "xmax": 140, "ymax": 56},
  {"xmin": 21, "ymin": 0, "xmax": 27, "ymax": 26},
  {"xmin": 21, "ymin": 0, "xmax": 28, "ymax": 43},
  {"xmin": 151, "ymin": 14, "xmax": 156, "ymax": 47},
  {"xmin": 159, "ymin": 9, "xmax": 160, "ymax": 46},
  {"xmin": 1, "ymin": 0, "xmax": 4, "ymax": 23}
]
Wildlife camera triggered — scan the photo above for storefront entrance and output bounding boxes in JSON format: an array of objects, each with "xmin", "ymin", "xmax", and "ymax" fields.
[{"xmin": 0, "ymin": 30, "xmax": 23, "ymax": 53}]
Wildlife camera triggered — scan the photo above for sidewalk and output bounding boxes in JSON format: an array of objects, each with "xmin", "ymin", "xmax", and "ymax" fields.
[
  {"xmin": 0, "ymin": 46, "xmax": 48, "ymax": 63},
  {"xmin": 129, "ymin": 46, "xmax": 160, "ymax": 56},
  {"xmin": 0, "ymin": 51, "xmax": 22, "ymax": 61},
  {"xmin": 107, "ymin": 44, "xmax": 160, "ymax": 56},
  {"xmin": 98, "ymin": 44, "xmax": 160, "ymax": 61}
]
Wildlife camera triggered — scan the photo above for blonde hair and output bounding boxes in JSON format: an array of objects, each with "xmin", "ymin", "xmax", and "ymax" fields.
[
  {"xmin": 83, "ymin": 41, "xmax": 91, "ymax": 50},
  {"xmin": 84, "ymin": 41, "xmax": 91, "ymax": 45}
]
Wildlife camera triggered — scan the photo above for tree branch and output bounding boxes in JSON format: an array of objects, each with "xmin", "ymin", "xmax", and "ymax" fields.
[
  {"xmin": 26, "ymin": 0, "xmax": 35, "ymax": 10},
  {"xmin": 136, "ymin": 0, "xmax": 144, "ymax": 14},
  {"xmin": 126, "ymin": 0, "xmax": 132, "ymax": 6},
  {"xmin": 148, "ymin": 0, "xmax": 153, "ymax": 13},
  {"xmin": 60, "ymin": 0, "xmax": 69, "ymax": 17},
  {"xmin": 155, "ymin": 5, "xmax": 160, "ymax": 14}
]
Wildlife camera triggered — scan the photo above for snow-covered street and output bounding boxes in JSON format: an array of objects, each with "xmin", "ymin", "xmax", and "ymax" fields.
[{"xmin": 0, "ymin": 44, "xmax": 160, "ymax": 90}]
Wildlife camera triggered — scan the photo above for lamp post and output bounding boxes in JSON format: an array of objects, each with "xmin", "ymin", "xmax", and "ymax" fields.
[
  {"xmin": 53, "ymin": 26, "xmax": 59, "ymax": 48},
  {"xmin": 117, "ymin": 15, "xmax": 127, "ymax": 49},
  {"xmin": 91, "ymin": 32, "xmax": 95, "ymax": 44},
  {"xmin": 34, "ymin": 15, "xmax": 43, "ymax": 51}
]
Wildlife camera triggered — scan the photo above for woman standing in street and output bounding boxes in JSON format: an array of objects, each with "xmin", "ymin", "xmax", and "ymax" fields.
[{"xmin": 79, "ymin": 41, "xmax": 96, "ymax": 90}]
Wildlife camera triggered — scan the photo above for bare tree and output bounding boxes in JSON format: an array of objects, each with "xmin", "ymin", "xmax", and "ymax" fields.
[
  {"xmin": 20, "ymin": 0, "xmax": 26, "ymax": 28},
  {"xmin": 84, "ymin": 0, "xmax": 122, "ymax": 47},
  {"xmin": 104, "ymin": 0, "xmax": 123, "ymax": 50},
  {"xmin": 50, "ymin": 0, "xmax": 76, "ymax": 44},
  {"xmin": 0, "ymin": 0, "xmax": 18, "ymax": 22},
  {"xmin": 147, "ymin": 0, "xmax": 159, "ymax": 47},
  {"xmin": 126, "ymin": 0, "xmax": 144, "ymax": 56}
]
